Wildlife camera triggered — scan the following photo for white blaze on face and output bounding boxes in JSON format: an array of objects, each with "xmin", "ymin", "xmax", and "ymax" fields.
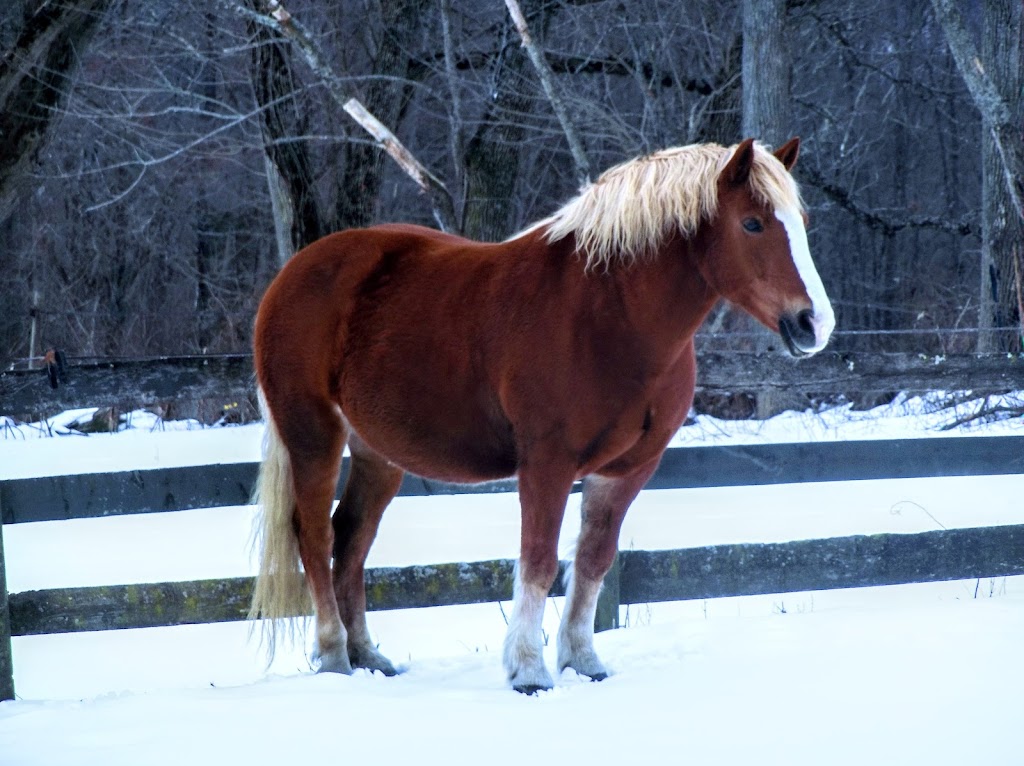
[{"xmin": 775, "ymin": 206, "xmax": 835, "ymax": 351}]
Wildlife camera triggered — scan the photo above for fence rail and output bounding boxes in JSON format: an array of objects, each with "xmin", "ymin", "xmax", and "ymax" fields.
[
  {"xmin": 3, "ymin": 436, "xmax": 1024, "ymax": 525},
  {"xmin": 2, "ymin": 351, "xmax": 1023, "ymax": 415},
  {"xmin": 9, "ymin": 523, "xmax": 1024, "ymax": 638}
]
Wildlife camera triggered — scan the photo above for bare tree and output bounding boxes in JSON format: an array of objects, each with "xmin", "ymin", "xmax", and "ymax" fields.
[
  {"xmin": 329, "ymin": 0, "xmax": 441, "ymax": 229},
  {"xmin": 3, "ymin": 0, "xmax": 1018, "ymax": 391},
  {"xmin": 505, "ymin": 0, "xmax": 590, "ymax": 183},
  {"xmin": 0, "ymin": 0, "xmax": 112, "ymax": 225},
  {"xmin": 930, "ymin": 0, "xmax": 1024, "ymax": 352},
  {"xmin": 233, "ymin": 0, "xmax": 457, "ymax": 232},
  {"xmin": 459, "ymin": 1, "xmax": 545, "ymax": 241},
  {"xmin": 930, "ymin": 0, "xmax": 1024, "ymax": 223},
  {"xmin": 741, "ymin": 0, "xmax": 790, "ymax": 147},
  {"xmin": 250, "ymin": 10, "xmax": 325, "ymax": 263},
  {"xmin": 2, "ymin": 2, "xmax": 275, "ymax": 361}
]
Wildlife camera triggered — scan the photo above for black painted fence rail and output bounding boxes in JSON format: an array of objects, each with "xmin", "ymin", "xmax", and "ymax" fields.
[
  {"xmin": 9, "ymin": 523, "xmax": 1024, "ymax": 637},
  {"xmin": 3, "ymin": 435, "xmax": 1024, "ymax": 525}
]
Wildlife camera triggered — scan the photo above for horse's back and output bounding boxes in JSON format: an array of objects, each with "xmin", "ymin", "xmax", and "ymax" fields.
[{"xmin": 256, "ymin": 224, "xmax": 484, "ymax": 352}]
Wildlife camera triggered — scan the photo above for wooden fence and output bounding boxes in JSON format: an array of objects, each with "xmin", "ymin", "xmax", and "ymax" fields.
[
  {"xmin": 3, "ymin": 351, "xmax": 1024, "ymax": 415},
  {"xmin": 2, "ymin": 434, "xmax": 1024, "ymax": 701}
]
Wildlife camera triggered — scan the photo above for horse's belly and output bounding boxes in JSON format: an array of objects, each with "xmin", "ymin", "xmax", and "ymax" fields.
[
  {"xmin": 356, "ymin": 425, "xmax": 517, "ymax": 484},
  {"xmin": 342, "ymin": 387, "xmax": 517, "ymax": 484}
]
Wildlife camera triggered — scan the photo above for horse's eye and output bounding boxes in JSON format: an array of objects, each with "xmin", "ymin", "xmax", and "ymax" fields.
[{"xmin": 742, "ymin": 218, "xmax": 763, "ymax": 233}]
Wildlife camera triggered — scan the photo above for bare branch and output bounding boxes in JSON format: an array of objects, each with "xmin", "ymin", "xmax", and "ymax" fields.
[
  {"xmin": 801, "ymin": 165, "xmax": 975, "ymax": 237},
  {"xmin": 504, "ymin": 0, "xmax": 591, "ymax": 184},
  {"xmin": 342, "ymin": 97, "xmax": 453, "ymax": 226},
  {"xmin": 438, "ymin": 0, "xmax": 466, "ymax": 205}
]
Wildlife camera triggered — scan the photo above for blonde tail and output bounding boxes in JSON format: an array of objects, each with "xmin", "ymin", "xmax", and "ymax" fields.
[{"xmin": 249, "ymin": 392, "xmax": 311, "ymax": 664}]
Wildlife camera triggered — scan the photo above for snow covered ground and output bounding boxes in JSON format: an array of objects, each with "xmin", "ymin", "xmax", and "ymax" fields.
[{"xmin": 1, "ymin": 393, "xmax": 1022, "ymax": 765}]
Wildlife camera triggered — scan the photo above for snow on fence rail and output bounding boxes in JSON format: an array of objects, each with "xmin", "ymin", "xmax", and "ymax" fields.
[{"xmin": 2, "ymin": 435, "xmax": 1024, "ymax": 701}]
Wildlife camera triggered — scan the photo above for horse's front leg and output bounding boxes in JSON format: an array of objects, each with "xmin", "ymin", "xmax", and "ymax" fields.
[
  {"xmin": 503, "ymin": 458, "xmax": 576, "ymax": 694},
  {"xmin": 558, "ymin": 460, "xmax": 659, "ymax": 681}
]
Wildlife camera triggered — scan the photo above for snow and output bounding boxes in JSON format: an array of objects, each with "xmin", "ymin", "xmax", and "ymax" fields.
[
  {"xmin": 7, "ymin": 594, "xmax": 1024, "ymax": 766},
  {"xmin": 1, "ymin": 393, "xmax": 1023, "ymax": 765},
  {"xmin": 3, "ymin": 391, "xmax": 1022, "ymax": 481}
]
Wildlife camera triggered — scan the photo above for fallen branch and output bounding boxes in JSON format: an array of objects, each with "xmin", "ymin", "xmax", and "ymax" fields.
[{"xmin": 342, "ymin": 98, "xmax": 456, "ymax": 230}]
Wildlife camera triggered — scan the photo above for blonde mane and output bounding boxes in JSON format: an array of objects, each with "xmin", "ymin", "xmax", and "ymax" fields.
[{"xmin": 536, "ymin": 141, "xmax": 803, "ymax": 271}]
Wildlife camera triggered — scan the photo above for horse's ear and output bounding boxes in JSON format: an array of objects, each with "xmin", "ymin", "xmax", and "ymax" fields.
[
  {"xmin": 723, "ymin": 138, "xmax": 756, "ymax": 186},
  {"xmin": 774, "ymin": 137, "xmax": 800, "ymax": 171}
]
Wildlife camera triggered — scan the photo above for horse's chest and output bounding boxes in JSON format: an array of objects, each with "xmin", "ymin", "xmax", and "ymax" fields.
[{"xmin": 571, "ymin": 358, "xmax": 696, "ymax": 476}]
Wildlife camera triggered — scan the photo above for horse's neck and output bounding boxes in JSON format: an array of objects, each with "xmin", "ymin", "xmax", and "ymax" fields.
[
  {"xmin": 604, "ymin": 236, "xmax": 718, "ymax": 350},
  {"xmin": 501, "ymin": 228, "xmax": 717, "ymax": 356}
]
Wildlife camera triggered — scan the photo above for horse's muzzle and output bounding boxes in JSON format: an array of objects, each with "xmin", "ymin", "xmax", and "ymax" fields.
[{"xmin": 778, "ymin": 309, "xmax": 819, "ymax": 357}]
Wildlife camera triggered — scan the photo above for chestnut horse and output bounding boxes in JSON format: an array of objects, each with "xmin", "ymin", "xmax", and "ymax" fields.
[{"xmin": 249, "ymin": 138, "xmax": 835, "ymax": 693}]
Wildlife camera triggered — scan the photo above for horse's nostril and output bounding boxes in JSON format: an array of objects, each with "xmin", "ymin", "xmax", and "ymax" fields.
[
  {"xmin": 779, "ymin": 309, "xmax": 818, "ymax": 357},
  {"xmin": 797, "ymin": 309, "xmax": 815, "ymax": 338}
]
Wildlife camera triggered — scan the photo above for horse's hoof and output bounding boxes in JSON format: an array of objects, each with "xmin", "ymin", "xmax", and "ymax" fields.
[
  {"xmin": 557, "ymin": 652, "xmax": 608, "ymax": 682},
  {"xmin": 317, "ymin": 662, "xmax": 354, "ymax": 675},
  {"xmin": 364, "ymin": 660, "xmax": 399, "ymax": 677},
  {"xmin": 349, "ymin": 645, "xmax": 399, "ymax": 676},
  {"xmin": 507, "ymin": 663, "xmax": 555, "ymax": 695},
  {"xmin": 513, "ymin": 683, "xmax": 550, "ymax": 696},
  {"xmin": 559, "ymin": 666, "xmax": 609, "ymax": 683},
  {"xmin": 316, "ymin": 652, "xmax": 354, "ymax": 675},
  {"xmin": 508, "ymin": 662, "xmax": 554, "ymax": 694}
]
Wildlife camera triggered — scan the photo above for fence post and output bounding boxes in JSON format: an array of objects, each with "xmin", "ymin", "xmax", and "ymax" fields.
[
  {"xmin": 594, "ymin": 552, "xmax": 620, "ymax": 632},
  {"xmin": 0, "ymin": 507, "xmax": 14, "ymax": 701}
]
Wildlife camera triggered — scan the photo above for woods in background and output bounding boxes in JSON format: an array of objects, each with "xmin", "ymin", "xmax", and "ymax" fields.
[{"xmin": 1, "ymin": 0, "xmax": 1021, "ymax": 363}]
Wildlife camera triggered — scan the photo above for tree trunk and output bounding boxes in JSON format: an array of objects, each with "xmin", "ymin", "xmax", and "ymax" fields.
[
  {"xmin": 931, "ymin": 0, "xmax": 1024, "ymax": 222},
  {"xmin": 0, "ymin": 0, "xmax": 113, "ymax": 225},
  {"xmin": 977, "ymin": 0, "xmax": 1023, "ymax": 352},
  {"xmin": 250, "ymin": 12, "xmax": 326, "ymax": 262},
  {"xmin": 504, "ymin": 0, "xmax": 590, "ymax": 184},
  {"xmin": 462, "ymin": 85, "xmax": 531, "ymax": 242},
  {"xmin": 462, "ymin": 3, "xmax": 551, "ymax": 241},
  {"xmin": 740, "ymin": 0, "xmax": 797, "ymax": 417},
  {"xmin": 741, "ymin": 0, "xmax": 789, "ymax": 147}
]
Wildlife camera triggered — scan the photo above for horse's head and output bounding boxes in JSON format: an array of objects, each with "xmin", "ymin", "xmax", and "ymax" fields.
[{"xmin": 698, "ymin": 138, "xmax": 834, "ymax": 357}]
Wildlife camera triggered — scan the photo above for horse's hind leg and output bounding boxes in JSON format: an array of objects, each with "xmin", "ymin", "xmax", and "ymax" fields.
[
  {"xmin": 280, "ymin": 398, "xmax": 351, "ymax": 673},
  {"xmin": 558, "ymin": 460, "xmax": 659, "ymax": 681},
  {"xmin": 332, "ymin": 432, "xmax": 404, "ymax": 675}
]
